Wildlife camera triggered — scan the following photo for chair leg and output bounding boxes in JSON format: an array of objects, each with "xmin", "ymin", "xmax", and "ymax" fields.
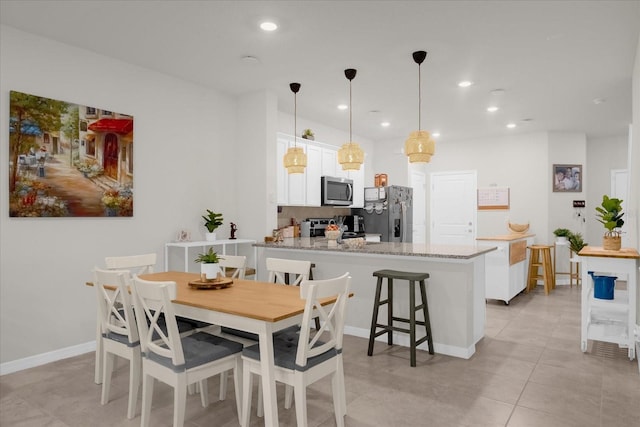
[
  {"xmin": 367, "ymin": 277, "xmax": 384, "ymax": 356},
  {"xmin": 284, "ymin": 384, "xmax": 294, "ymax": 409},
  {"xmin": 293, "ymin": 373, "xmax": 308, "ymax": 427},
  {"xmin": 140, "ymin": 374, "xmax": 154, "ymax": 427},
  {"xmin": 257, "ymin": 377, "xmax": 264, "ymax": 417},
  {"xmin": 387, "ymin": 278, "xmax": 394, "ymax": 345},
  {"xmin": 174, "ymin": 376, "xmax": 187, "ymax": 427},
  {"xmin": 199, "ymin": 379, "xmax": 209, "ymax": 407},
  {"xmin": 419, "ymin": 280, "xmax": 434, "ymax": 355},
  {"xmin": 101, "ymin": 351, "xmax": 114, "ymax": 405},
  {"xmin": 219, "ymin": 371, "xmax": 228, "ymax": 401},
  {"xmin": 233, "ymin": 359, "xmax": 243, "ymax": 423},
  {"xmin": 127, "ymin": 352, "xmax": 141, "ymax": 419},
  {"xmin": 409, "ymin": 280, "xmax": 417, "ymax": 367}
]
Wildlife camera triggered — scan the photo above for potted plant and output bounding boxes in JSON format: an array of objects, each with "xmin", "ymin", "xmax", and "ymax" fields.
[
  {"xmin": 553, "ymin": 228, "xmax": 571, "ymax": 243},
  {"xmin": 568, "ymin": 231, "xmax": 587, "ymax": 254},
  {"xmin": 202, "ymin": 209, "xmax": 224, "ymax": 241},
  {"xmin": 301, "ymin": 128, "xmax": 314, "ymax": 140},
  {"xmin": 195, "ymin": 247, "xmax": 222, "ymax": 279},
  {"xmin": 595, "ymin": 195, "xmax": 624, "ymax": 250}
]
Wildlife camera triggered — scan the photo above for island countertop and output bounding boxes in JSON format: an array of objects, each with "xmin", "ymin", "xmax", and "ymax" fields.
[{"xmin": 254, "ymin": 237, "xmax": 496, "ymax": 260}]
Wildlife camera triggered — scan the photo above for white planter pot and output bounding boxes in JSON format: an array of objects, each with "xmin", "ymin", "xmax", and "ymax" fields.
[
  {"xmin": 556, "ymin": 236, "xmax": 568, "ymax": 243},
  {"xmin": 200, "ymin": 262, "xmax": 221, "ymax": 280},
  {"xmin": 205, "ymin": 232, "xmax": 217, "ymax": 242}
]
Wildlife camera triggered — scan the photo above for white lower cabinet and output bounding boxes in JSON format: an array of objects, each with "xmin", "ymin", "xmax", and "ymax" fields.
[{"xmin": 479, "ymin": 234, "xmax": 535, "ymax": 304}]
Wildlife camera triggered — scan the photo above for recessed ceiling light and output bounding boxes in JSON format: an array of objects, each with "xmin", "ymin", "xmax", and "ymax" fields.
[
  {"xmin": 259, "ymin": 21, "xmax": 278, "ymax": 31},
  {"xmin": 381, "ymin": 122, "xmax": 390, "ymax": 127},
  {"xmin": 487, "ymin": 106, "xmax": 499, "ymax": 113},
  {"xmin": 458, "ymin": 81, "xmax": 473, "ymax": 88},
  {"xmin": 432, "ymin": 132, "xmax": 441, "ymax": 138},
  {"xmin": 337, "ymin": 104, "xmax": 348, "ymax": 110},
  {"xmin": 506, "ymin": 123, "xmax": 516, "ymax": 129}
]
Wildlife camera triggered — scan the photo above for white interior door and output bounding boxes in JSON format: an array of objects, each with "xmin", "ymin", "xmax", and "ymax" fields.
[
  {"xmin": 409, "ymin": 166, "xmax": 427, "ymax": 244},
  {"xmin": 430, "ymin": 171, "xmax": 477, "ymax": 245}
]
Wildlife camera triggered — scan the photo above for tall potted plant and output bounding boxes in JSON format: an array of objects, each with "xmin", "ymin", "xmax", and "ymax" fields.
[
  {"xmin": 195, "ymin": 247, "xmax": 222, "ymax": 279},
  {"xmin": 202, "ymin": 209, "xmax": 224, "ymax": 241},
  {"xmin": 595, "ymin": 195, "xmax": 624, "ymax": 250}
]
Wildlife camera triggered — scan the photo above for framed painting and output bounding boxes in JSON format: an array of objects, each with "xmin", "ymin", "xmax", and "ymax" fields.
[
  {"xmin": 9, "ymin": 90, "xmax": 134, "ymax": 217},
  {"xmin": 553, "ymin": 164, "xmax": 582, "ymax": 192}
]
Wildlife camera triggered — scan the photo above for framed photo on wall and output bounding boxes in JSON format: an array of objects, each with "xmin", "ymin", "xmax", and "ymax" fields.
[{"xmin": 553, "ymin": 164, "xmax": 582, "ymax": 192}]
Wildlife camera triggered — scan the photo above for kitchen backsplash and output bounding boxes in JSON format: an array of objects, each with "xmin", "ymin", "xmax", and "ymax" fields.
[{"xmin": 278, "ymin": 206, "xmax": 351, "ymax": 228}]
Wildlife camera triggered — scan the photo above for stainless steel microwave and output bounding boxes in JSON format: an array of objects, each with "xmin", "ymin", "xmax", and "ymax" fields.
[{"xmin": 321, "ymin": 176, "xmax": 353, "ymax": 206}]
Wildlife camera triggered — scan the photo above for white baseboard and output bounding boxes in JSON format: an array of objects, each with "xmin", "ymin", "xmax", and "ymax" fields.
[{"xmin": 0, "ymin": 341, "xmax": 96, "ymax": 376}]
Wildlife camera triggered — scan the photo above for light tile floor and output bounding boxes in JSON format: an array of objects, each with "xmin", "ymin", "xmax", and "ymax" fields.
[{"xmin": 1, "ymin": 285, "xmax": 638, "ymax": 426}]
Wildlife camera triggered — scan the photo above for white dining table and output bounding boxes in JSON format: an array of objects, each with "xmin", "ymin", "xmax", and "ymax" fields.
[{"xmin": 138, "ymin": 271, "xmax": 321, "ymax": 427}]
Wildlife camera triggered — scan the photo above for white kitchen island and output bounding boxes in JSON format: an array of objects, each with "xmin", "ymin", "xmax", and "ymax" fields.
[{"xmin": 254, "ymin": 238, "xmax": 496, "ymax": 359}]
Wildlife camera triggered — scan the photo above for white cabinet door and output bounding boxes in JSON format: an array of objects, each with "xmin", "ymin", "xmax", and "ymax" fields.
[
  {"xmin": 348, "ymin": 166, "xmax": 365, "ymax": 208},
  {"xmin": 321, "ymin": 148, "xmax": 337, "ymax": 177},
  {"xmin": 287, "ymin": 140, "xmax": 306, "ymax": 205},
  {"xmin": 276, "ymin": 137, "xmax": 289, "ymax": 205},
  {"xmin": 306, "ymin": 144, "xmax": 322, "ymax": 206}
]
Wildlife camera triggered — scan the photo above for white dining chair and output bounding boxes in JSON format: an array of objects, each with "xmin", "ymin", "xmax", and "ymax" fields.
[
  {"xmin": 94, "ymin": 267, "xmax": 141, "ymax": 419},
  {"xmin": 131, "ymin": 275, "xmax": 243, "ymax": 427},
  {"xmin": 105, "ymin": 253, "xmax": 156, "ymax": 274},
  {"xmin": 241, "ymin": 272, "xmax": 351, "ymax": 427},
  {"xmin": 219, "ymin": 255, "xmax": 247, "ymax": 279},
  {"xmin": 266, "ymin": 257, "xmax": 311, "ymax": 286}
]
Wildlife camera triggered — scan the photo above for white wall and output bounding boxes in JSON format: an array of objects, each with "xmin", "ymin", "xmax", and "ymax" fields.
[
  {"xmin": 0, "ymin": 26, "xmax": 238, "ymax": 364},
  {"xmin": 585, "ymin": 135, "xmax": 629, "ymax": 247}
]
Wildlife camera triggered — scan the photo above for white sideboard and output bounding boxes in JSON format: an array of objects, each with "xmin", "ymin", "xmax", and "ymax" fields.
[
  {"xmin": 165, "ymin": 239, "xmax": 257, "ymax": 276},
  {"xmin": 579, "ymin": 246, "xmax": 638, "ymax": 360},
  {"xmin": 477, "ymin": 234, "xmax": 535, "ymax": 304}
]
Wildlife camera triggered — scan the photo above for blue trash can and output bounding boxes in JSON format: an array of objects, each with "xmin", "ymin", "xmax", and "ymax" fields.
[{"xmin": 588, "ymin": 271, "xmax": 616, "ymax": 300}]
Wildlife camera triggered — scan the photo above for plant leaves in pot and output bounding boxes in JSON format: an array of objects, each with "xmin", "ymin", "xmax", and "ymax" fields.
[
  {"xmin": 553, "ymin": 228, "xmax": 571, "ymax": 243},
  {"xmin": 595, "ymin": 195, "xmax": 624, "ymax": 250},
  {"xmin": 195, "ymin": 247, "xmax": 223, "ymax": 279},
  {"xmin": 202, "ymin": 209, "xmax": 224, "ymax": 241},
  {"xmin": 567, "ymin": 232, "xmax": 587, "ymax": 254}
]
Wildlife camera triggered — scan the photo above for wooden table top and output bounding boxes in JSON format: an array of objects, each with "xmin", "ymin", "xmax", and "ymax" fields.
[
  {"xmin": 139, "ymin": 271, "xmax": 308, "ymax": 322},
  {"xmin": 578, "ymin": 246, "xmax": 640, "ymax": 259}
]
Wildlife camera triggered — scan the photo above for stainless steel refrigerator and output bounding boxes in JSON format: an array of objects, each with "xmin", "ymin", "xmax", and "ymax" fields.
[{"xmin": 356, "ymin": 185, "xmax": 413, "ymax": 243}]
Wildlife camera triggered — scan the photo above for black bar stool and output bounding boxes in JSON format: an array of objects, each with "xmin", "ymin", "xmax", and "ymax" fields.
[{"xmin": 367, "ymin": 269, "xmax": 434, "ymax": 366}]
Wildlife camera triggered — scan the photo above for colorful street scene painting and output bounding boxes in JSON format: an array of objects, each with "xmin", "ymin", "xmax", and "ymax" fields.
[{"xmin": 9, "ymin": 91, "xmax": 134, "ymax": 217}]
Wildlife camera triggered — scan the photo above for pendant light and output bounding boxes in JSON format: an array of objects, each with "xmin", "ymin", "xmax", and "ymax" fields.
[
  {"xmin": 338, "ymin": 68, "xmax": 364, "ymax": 171},
  {"xmin": 283, "ymin": 82, "xmax": 307, "ymax": 174},
  {"xmin": 405, "ymin": 51, "xmax": 435, "ymax": 163}
]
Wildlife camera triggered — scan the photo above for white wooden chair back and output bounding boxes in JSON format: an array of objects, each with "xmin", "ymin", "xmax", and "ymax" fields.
[
  {"xmin": 296, "ymin": 272, "xmax": 351, "ymax": 367},
  {"xmin": 94, "ymin": 267, "xmax": 139, "ymax": 345},
  {"xmin": 130, "ymin": 276, "xmax": 185, "ymax": 367},
  {"xmin": 218, "ymin": 255, "xmax": 247, "ymax": 279},
  {"xmin": 105, "ymin": 253, "xmax": 157, "ymax": 275},
  {"xmin": 266, "ymin": 257, "xmax": 311, "ymax": 286}
]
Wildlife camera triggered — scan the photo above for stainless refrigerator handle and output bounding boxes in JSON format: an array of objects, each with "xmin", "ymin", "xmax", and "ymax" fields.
[{"xmin": 401, "ymin": 201, "xmax": 407, "ymax": 242}]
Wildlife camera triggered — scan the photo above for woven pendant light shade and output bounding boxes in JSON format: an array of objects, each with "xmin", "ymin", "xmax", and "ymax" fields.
[
  {"xmin": 338, "ymin": 68, "xmax": 363, "ymax": 171},
  {"xmin": 283, "ymin": 146, "xmax": 307, "ymax": 174},
  {"xmin": 338, "ymin": 142, "xmax": 364, "ymax": 171},
  {"xmin": 406, "ymin": 51, "xmax": 435, "ymax": 163},
  {"xmin": 284, "ymin": 82, "xmax": 307, "ymax": 174},
  {"xmin": 405, "ymin": 130, "xmax": 435, "ymax": 163}
]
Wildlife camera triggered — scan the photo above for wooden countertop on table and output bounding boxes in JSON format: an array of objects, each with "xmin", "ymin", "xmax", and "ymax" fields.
[{"xmin": 578, "ymin": 246, "xmax": 640, "ymax": 259}]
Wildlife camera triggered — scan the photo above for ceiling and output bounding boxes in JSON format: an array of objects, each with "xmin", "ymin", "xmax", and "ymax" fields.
[{"xmin": 2, "ymin": 1, "xmax": 639, "ymax": 144}]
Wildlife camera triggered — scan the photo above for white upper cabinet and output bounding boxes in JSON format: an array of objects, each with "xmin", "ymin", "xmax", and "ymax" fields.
[{"xmin": 276, "ymin": 132, "xmax": 365, "ymax": 207}]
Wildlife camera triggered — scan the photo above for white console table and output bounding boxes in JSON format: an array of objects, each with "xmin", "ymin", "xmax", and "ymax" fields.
[
  {"xmin": 579, "ymin": 246, "xmax": 638, "ymax": 360},
  {"xmin": 165, "ymin": 239, "xmax": 257, "ymax": 276}
]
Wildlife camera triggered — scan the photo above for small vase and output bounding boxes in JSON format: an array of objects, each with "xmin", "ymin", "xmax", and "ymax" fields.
[
  {"xmin": 205, "ymin": 232, "xmax": 217, "ymax": 242},
  {"xmin": 556, "ymin": 236, "xmax": 568, "ymax": 243},
  {"xmin": 105, "ymin": 207, "xmax": 119, "ymax": 217},
  {"xmin": 201, "ymin": 263, "xmax": 221, "ymax": 280}
]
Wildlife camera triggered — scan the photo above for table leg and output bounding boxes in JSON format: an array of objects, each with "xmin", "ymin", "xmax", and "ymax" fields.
[{"xmin": 258, "ymin": 323, "xmax": 279, "ymax": 427}]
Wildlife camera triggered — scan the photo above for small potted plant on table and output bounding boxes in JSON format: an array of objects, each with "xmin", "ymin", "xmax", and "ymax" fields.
[
  {"xmin": 595, "ymin": 195, "xmax": 624, "ymax": 250},
  {"xmin": 195, "ymin": 247, "xmax": 222, "ymax": 279},
  {"xmin": 202, "ymin": 209, "xmax": 224, "ymax": 241}
]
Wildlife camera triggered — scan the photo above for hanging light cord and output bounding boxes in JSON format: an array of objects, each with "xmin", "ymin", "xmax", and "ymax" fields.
[
  {"xmin": 418, "ymin": 61, "xmax": 422, "ymax": 131},
  {"xmin": 294, "ymin": 91, "xmax": 297, "ymax": 147},
  {"xmin": 349, "ymin": 79, "xmax": 353, "ymax": 146}
]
